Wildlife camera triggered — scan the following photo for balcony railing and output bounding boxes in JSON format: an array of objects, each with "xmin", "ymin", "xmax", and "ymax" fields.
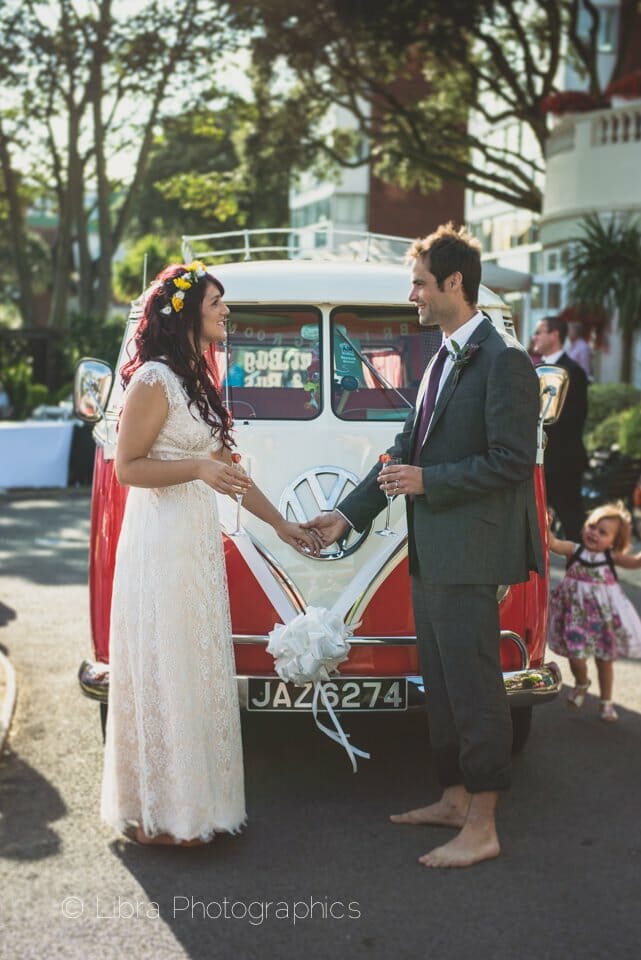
[
  {"xmin": 547, "ymin": 102, "xmax": 641, "ymax": 158},
  {"xmin": 543, "ymin": 101, "xmax": 641, "ymax": 220},
  {"xmin": 592, "ymin": 105, "xmax": 641, "ymax": 146}
]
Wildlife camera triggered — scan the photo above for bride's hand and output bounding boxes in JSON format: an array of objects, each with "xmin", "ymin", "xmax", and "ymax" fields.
[
  {"xmin": 274, "ymin": 520, "xmax": 323, "ymax": 556},
  {"xmin": 196, "ymin": 458, "xmax": 252, "ymax": 496}
]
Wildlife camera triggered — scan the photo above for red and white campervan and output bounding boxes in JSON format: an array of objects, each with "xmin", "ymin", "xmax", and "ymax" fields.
[{"xmin": 75, "ymin": 229, "xmax": 565, "ymax": 751}]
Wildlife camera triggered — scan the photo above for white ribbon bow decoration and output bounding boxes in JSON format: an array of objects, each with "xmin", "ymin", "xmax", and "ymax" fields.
[{"xmin": 266, "ymin": 606, "xmax": 370, "ymax": 772}]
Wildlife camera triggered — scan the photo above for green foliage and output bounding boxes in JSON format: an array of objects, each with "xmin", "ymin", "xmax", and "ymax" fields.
[
  {"xmin": 618, "ymin": 406, "xmax": 641, "ymax": 459},
  {"xmin": 585, "ymin": 411, "xmax": 622, "ymax": 452},
  {"xmin": 227, "ymin": 0, "xmax": 608, "ymax": 213},
  {"xmin": 585, "ymin": 383, "xmax": 641, "ymax": 435},
  {"xmin": 2, "ymin": 360, "xmax": 49, "ymax": 419},
  {"xmin": 0, "ymin": 224, "xmax": 52, "ymax": 302},
  {"xmin": 125, "ymin": 79, "xmax": 317, "ymax": 248},
  {"xmin": 0, "ymin": 0, "xmax": 237, "ymax": 326},
  {"xmin": 567, "ymin": 214, "xmax": 641, "ymax": 335},
  {"xmin": 63, "ymin": 312, "xmax": 127, "ymax": 372},
  {"xmin": 567, "ymin": 214, "xmax": 641, "ymax": 381},
  {"xmin": 113, "ymin": 235, "xmax": 180, "ymax": 302},
  {"xmin": 52, "ymin": 382, "xmax": 73, "ymax": 403}
]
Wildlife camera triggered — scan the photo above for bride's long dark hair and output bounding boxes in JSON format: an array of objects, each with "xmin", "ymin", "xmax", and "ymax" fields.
[{"xmin": 121, "ymin": 264, "xmax": 233, "ymax": 447}]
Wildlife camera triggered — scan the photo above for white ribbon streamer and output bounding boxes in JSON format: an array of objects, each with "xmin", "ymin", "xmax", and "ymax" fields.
[
  {"xmin": 216, "ymin": 492, "xmax": 408, "ymax": 772},
  {"xmin": 266, "ymin": 606, "xmax": 370, "ymax": 772},
  {"xmin": 312, "ymin": 683, "xmax": 371, "ymax": 773}
]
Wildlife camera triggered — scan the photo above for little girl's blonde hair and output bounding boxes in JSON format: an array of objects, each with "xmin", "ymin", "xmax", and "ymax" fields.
[{"xmin": 585, "ymin": 501, "xmax": 633, "ymax": 553}]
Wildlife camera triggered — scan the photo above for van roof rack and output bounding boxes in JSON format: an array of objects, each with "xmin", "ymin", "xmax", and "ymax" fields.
[{"xmin": 181, "ymin": 224, "xmax": 413, "ymax": 265}]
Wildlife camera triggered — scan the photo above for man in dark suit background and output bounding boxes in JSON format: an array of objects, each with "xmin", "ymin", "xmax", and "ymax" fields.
[
  {"xmin": 306, "ymin": 224, "xmax": 543, "ymax": 868},
  {"xmin": 532, "ymin": 315, "xmax": 588, "ymax": 541}
]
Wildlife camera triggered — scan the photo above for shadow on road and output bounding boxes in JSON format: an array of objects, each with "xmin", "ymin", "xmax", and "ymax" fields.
[
  {"xmin": 0, "ymin": 602, "xmax": 16, "ymax": 628},
  {"xmin": 109, "ymin": 711, "xmax": 434, "ymax": 959},
  {"xmin": 0, "ymin": 494, "xmax": 91, "ymax": 586},
  {"xmin": 0, "ymin": 751, "xmax": 66, "ymax": 860}
]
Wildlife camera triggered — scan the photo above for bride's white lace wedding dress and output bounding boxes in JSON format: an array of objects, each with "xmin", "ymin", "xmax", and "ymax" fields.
[{"xmin": 101, "ymin": 360, "xmax": 246, "ymax": 840}]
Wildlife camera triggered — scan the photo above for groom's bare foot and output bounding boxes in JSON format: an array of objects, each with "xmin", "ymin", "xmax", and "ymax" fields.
[
  {"xmin": 418, "ymin": 827, "xmax": 500, "ymax": 868},
  {"xmin": 390, "ymin": 799, "xmax": 468, "ymax": 828},
  {"xmin": 390, "ymin": 786, "xmax": 471, "ymax": 828}
]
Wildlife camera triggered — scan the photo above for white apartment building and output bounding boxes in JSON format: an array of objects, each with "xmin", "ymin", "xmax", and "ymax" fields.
[{"xmin": 466, "ymin": 0, "xmax": 638, "ymax": 376}]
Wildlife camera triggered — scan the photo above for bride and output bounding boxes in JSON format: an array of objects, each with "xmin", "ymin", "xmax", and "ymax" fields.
[{"xmin": 100, "ymin": 261, "xmax": 319, "ymax": 846}]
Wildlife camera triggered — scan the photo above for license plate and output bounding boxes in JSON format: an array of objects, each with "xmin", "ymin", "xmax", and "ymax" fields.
[{"xmin": 247, "ymin": 677, "xmax": 407, "ymax": 712}]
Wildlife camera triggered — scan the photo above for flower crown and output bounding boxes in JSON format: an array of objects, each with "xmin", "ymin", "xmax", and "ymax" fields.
[{"xmin": 159, "ymin": 260, "xmax": 208, "ymax": 316}]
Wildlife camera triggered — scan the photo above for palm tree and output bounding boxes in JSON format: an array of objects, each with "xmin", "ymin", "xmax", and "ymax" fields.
[{"xmin": 566, "ymin": 213, "xmax": 641, "ymax": 383}]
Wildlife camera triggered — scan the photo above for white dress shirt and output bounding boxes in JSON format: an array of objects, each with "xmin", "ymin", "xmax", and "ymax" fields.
[
  {"xmin": 540, "ymin": 348, "xmax": 564, "ymax": 365},
  {"xmin": 423, "ymin": 310, "xmax": 485, "ymax": 414}
]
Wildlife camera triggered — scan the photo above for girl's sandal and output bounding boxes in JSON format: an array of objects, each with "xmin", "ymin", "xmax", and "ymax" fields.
[
  {"xmin": 599, "ymin": 700, "xmax": 619, "ymax": 723},
  {"xmin": 567, "ymin": 680, "xmax": 591, "ymax": 708}
]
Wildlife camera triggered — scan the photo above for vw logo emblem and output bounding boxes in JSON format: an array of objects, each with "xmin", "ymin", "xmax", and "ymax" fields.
[{"xmin": 278, "ymin": 466, "xmax": 372, "ymax": 560}]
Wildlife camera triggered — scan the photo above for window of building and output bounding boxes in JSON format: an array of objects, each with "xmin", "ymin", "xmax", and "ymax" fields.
[
  {"xmin": 290, "ymin": 199, "xmax": 331, "ymax": 229},
  {"xmin": 597, "ymin": 7, "xmax": 618, "ymax": 53},
  {"xmin": 547, "ymin": 283, "xmax": 562, "ymax": 310},
  {"xmin": 332, "ymin": 193, "xmax": 367, "ymax": 225},
  {"xmin": 530, "ymin": 284, "xmax": 544, "ymax": 310},
  {"xmin": 546, "ymin": 250, "xmax": 560, "ymax": 272}
]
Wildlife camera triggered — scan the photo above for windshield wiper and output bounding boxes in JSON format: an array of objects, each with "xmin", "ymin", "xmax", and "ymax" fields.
[{"xmin": 334, "ymin": 328, "xmax": 413, "ymax": 410}]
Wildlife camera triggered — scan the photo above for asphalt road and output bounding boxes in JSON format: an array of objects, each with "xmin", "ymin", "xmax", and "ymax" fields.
[{"xmin": 2, "ymin": 491, "xmax": 641, "ymax": 960}]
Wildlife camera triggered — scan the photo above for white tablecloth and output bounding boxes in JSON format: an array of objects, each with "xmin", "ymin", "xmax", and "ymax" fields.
[{"xmin": 0, "ymin": 421, "xmax": 75, "ymax": 488}]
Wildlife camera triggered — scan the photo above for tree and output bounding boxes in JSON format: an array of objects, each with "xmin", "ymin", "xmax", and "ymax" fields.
[
  {"xmin": 0, "ymin": 0, "xmax": 235, "ymax": 329},
  {"xmin": 566, "ymin": 214, "xmax": 641, "ymax": 383},
  {"xmin": 121, "ymin": 60, "xmax": 327, "ymax": 269},
  {"xmin": 228, "ymin": 0, "xmax": 616, "ymax": 213}
]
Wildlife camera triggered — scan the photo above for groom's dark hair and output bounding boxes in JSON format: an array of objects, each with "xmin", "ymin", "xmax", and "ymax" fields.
[{"xmin": 408, "ymin": 222, "xmax": 481, "ymax": 306}]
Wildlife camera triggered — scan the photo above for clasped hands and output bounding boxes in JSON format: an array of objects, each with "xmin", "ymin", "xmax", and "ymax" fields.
[{"xmin": 302, "ymin": 463, "xmax": 424, "ymax": 547}]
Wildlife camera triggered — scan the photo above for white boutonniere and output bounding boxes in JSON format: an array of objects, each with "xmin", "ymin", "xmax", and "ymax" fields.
[{"xmin": 448, "ymin": 339, "xmax": 481, "ymax": 385}]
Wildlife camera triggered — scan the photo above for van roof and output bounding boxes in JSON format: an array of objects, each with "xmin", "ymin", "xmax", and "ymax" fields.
[{"xmin": 208, "ymin": 259, "xmax": 507, "ymax": 310}]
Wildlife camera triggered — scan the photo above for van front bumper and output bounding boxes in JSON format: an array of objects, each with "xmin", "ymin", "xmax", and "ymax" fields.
[{"xmin": 79, "ymin": 659, "xmax": 562, "ymax": 709}]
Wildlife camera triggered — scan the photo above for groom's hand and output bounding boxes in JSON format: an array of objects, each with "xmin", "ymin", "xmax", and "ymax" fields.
[
  {"xmin": 378, "ymin": 464, "xmax": 425, "ymax": 497},
  {"xmin": 302, "ymin": 510, "xmax": 348, "ymax": 547}
]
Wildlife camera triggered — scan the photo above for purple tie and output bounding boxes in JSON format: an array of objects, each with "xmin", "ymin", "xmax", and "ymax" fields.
[{"xmin": 412, "ymin": 344, "xmax": 448, "ymax": 464}]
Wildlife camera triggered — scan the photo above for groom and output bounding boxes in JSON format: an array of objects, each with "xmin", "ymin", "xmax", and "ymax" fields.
[{"xmin": 306, "ymin": 223, "xmax": 543, "ymax": 868}]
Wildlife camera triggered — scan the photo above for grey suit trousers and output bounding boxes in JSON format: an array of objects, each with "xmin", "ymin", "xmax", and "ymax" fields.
[{"xmin": 411, "ymin": 578, "xmax": 513, "ymax": 793}]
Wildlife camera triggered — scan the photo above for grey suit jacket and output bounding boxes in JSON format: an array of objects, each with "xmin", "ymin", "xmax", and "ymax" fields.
[{"xmin": 339, "ymin": 318, "xmax": 544, "ymax": 584}]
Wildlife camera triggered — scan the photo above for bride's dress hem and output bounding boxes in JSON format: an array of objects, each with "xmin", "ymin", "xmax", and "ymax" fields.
[{"xmin": 105, "ymin": 814, "xmax": 247, "ymax": 844}]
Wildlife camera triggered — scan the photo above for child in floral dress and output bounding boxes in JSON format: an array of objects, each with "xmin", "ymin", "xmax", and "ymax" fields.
[{"xmin": 548, "ymin": 502, "xmax": 641, "ymax": 722}]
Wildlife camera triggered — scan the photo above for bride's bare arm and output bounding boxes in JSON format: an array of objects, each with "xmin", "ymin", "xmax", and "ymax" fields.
[
  {"xmin": 115, "ymin": 381, "xmax": 250, "ymax": 496},
  {"xmin": 212, "ymin": 446, "xmax": 321, "ymax": 555}
]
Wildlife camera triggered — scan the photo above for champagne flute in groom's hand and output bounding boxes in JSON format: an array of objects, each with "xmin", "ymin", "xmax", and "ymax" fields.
[{"xmin": 377, "ymin": 454, "xmax": 401, "ymax": 536}]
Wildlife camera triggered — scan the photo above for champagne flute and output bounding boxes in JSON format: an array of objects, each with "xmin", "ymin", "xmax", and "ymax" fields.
[
  {"xmin": 229, "ymin": 452, "xmax": 251, "ymax": 537},
  {"xmin": 376, "ymin": 454, "xmax": 401, "ymax": 536}
]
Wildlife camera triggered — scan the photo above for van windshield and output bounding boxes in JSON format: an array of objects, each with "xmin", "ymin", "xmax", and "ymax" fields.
[
  {"xmin": 331, "ymin": 307, "xmax": 441, "ymax": 421},
  {"xmin": 220, "ymin": 306, "xmax": 322, "ymax": 420}
]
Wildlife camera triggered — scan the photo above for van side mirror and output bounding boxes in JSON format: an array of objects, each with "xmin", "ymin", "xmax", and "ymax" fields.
[
  {"xmin": 536, "ymin": 365, "xmax": 569, "ymax": 425},
  {"xmin": 74, "ymin": 358, "xmax": 113, "ymax": 423}
]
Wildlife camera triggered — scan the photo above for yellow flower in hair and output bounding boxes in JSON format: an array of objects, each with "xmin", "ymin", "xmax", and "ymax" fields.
[
  {"xmin": 171, "ymin": 294, "xmax": 185, "ymax": 312},
  {"xmin": 174, "ymin": 277, "xmax": 192, "ymax": 290},
  {"xmin": 188, "ymin": 260, "xmax": 207, "ymax": 276}
]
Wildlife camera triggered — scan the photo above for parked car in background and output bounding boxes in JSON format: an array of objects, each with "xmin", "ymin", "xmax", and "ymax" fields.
[
  {"xmin": 29, "ymin": 401, "xmax": 75, "ymax": 421},
  {"xmin": 75, "ymin": 228, "xmax": 565, "ymax": 753}
]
